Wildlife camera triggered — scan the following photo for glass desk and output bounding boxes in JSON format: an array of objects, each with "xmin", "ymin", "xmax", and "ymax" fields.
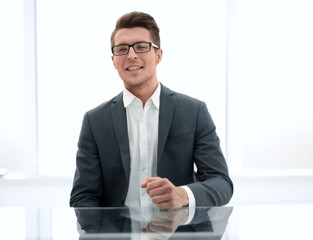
[{"xmin": 1, "ymin": 205, "xmax": 313, "ymax": 239}]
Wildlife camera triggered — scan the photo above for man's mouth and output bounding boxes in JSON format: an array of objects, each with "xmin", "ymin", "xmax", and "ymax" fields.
[{"xmin": 126, "ymin": 66, "xmax": 143, "ymax": 71}]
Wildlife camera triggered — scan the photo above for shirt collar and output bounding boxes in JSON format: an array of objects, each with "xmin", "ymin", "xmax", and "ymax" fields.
[
  {"xmin": 123, "ymin": 88, "xmax": 136, "ymax": 108},
  {"xmin": 123, "ymin": 83, "xmax": 160, "ymax": 109}
]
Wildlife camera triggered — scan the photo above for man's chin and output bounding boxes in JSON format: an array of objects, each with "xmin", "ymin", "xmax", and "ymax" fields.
[{"xmin": 123, "ymin": 79, "xmax": 146, "ymax": 88}]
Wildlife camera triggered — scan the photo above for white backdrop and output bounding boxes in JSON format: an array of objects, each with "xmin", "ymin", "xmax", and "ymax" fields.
[
  {"xmin": 0, "ymin": 0, "xmax": 24, "ymax": 173},
  {"xmin": 1, "ymin": 0, "xmax": 312, "ymax": 182},
  {"xmin": 36, "ymin": 0, "xmax": 227, "ymax": 176},
  {"xmin": 1, "ymin": 0, "xmax": 313, "ymax": 207},
  {"xmin": 227, "ymin": 0, "xmax": 313, "ymax": 175}
]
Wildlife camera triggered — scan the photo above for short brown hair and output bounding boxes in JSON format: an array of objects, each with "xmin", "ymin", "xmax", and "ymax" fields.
[{"xmin": 111, "ymin": 11, "xmax": 160, "ymax": 48}]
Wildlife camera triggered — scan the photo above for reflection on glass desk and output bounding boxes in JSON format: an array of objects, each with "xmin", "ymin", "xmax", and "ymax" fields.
[
  {"xmin": 75, "ymin": 207, "xmax": 231, "ymax": 239},
  {"xmin": 1, "ymin": 205, "xmax": 313, "ymax": 239}
]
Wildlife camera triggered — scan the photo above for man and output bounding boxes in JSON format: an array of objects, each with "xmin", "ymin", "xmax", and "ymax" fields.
[{"xmin": 70, "ymin": 11, "xmax": 233, "ymax": 210}]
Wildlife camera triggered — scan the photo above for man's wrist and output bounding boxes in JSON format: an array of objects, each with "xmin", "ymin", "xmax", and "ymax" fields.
[
  {"xmin": 181, "ymin": 185, "xmax": 196, "ymax": 224},
  {"xmin": 177, "ymin": 186, "xmax": 189, "ymax": 207}
]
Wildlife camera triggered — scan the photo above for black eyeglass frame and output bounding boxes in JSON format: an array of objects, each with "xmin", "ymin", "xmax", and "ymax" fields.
[{"xmin": 111, "ymin": 41, "xmax": 159, "ymax": 56}]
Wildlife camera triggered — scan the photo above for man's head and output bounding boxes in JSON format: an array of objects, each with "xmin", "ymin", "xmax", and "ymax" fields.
[
  {"xmin": 111, "ymin": 11, "xmax": 160, "ymax": 49},
  {"xmin": 111, "ymin": 12, "xmax": 162, "ymax": 95}
]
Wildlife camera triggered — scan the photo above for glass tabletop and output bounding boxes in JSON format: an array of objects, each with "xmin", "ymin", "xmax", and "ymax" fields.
[{"xmin": 0, "ymin": 205, "xmax": 313, "ymax": 239}]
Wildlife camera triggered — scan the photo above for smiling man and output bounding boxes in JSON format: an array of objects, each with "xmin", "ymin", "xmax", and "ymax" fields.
[{"xmin": 70, "ymin": 11, "xmax": 233, "ymax": 210}]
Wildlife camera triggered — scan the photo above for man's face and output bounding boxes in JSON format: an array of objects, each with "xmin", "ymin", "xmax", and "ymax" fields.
[{"xmin": 112, "ymin": 27, "xmax": 162, "ymax": 91}]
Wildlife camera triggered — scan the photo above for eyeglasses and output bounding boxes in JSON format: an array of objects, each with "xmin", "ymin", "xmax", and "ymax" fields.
[{"xmin": 112, "ymin": 42, "xmax": 159, "ymax": 56}]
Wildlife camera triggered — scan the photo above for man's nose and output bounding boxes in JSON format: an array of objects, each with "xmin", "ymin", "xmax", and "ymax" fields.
[{"xmin": 127, "ymin": 46, "xmax": 138, "ymax": 59}]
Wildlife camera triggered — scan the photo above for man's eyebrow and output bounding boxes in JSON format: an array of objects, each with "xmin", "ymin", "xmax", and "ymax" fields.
[
  {"xmin": 114, "ymin": 42, "xmax": 128, "ymax": 45},
  {"xmin": 115, "ymin": 41, "xmax": 147, "ymax": 46}
]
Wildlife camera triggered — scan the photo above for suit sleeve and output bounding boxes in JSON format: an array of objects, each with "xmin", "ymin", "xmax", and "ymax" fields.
[
  {"xmin": 187, "ymin": 102, "xmax": 233, "ymax": 206},
  {"xmin": 70, "ymin": 112, "xmax": 104, "ymax": 207}
]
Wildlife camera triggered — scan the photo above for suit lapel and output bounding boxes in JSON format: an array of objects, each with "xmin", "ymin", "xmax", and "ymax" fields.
[
  {"xmin": 111, "ymin": 92, "xmax": 130, "ymax": 181},
  {"xmin": 110, "ymin": 85, "xmax": 175, "ymax": 176},
  {"xmin": 157, "ymin": 84, "xmax": 175, "ymax": 166}
]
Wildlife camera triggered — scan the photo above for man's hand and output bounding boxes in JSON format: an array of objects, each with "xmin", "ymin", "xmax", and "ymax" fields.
[{"xmin": 141, "ymin": 177, "xmax": 189, "ymax": 210}]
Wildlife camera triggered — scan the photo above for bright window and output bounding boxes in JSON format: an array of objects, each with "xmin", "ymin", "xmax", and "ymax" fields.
[
  {"xmin": 0, "ymin": 0, "xmax": 24, "ymax": 173},
  {"xmin": 227, "ymin": 0, "xmax": 313, "ymax": 174}
]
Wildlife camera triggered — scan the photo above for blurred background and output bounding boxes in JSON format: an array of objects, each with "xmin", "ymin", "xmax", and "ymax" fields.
[{"xmin": 1, "ymin": 0, "xmax": 312, "ymax": 207}]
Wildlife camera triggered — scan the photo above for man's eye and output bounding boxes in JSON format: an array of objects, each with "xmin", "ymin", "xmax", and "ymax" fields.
[
  {"xmin": 136, "ymin": 44, "xmax": 149, "ymax": 50},
  {"xmin": 117, "ymin": 47, "xmax": 128, "ymax": 52}
]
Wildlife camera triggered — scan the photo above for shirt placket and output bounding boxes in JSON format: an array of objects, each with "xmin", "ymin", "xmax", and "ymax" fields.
[{"xmin": 139, "ymin": 102, "xmax": 150, "ymax": 207}]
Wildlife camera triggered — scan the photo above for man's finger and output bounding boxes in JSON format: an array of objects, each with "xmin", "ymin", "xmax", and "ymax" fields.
[
  {"xmin": 151, "ymin": 193, "xmax": 171, "ymax": 205},
  {"xmin": 141, "ymin": 177, "xmax": 161, "ymax": 188}
]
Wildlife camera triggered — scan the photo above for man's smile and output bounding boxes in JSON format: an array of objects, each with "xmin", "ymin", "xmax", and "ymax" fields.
[{"xmin": 126, "ymin": 66, "xmax": 143, "ymax": 71}]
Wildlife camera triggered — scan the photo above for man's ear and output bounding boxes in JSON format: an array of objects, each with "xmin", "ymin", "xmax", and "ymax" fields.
[
  {"xmin": 155, "ymin": 49, "xmax": 163, "ymax": 64},
  {"xmin": 112, "ymin": 56, "xmax": 117, "ymax": 69}
]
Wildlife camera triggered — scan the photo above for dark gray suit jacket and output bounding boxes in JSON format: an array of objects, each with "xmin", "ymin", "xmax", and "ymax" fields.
[{"xmin": 70, "ymin": 84, "xmax": 233, "ymax": 207}]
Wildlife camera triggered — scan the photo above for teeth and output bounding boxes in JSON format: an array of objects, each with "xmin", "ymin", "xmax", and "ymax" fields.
[{"xmin": 127, "ymin": 66, "xmax": 141, "ymax": 71}]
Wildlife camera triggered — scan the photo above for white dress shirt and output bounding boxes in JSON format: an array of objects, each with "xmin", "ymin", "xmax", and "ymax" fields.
[
  {"xmin": 123, "ymin": 83, "xmax": 195, "ymax": 218},
  {"xmin": 124, "ymin": 84, "xmax": 160, "ymax": 208}
]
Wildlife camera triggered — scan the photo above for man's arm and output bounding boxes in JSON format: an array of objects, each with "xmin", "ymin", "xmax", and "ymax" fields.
[
  {"xmin": 142, "ymin": 101, "xmax": 233, "ymax": 208},
  {"xmin": 187, "ymin": 101, "xmax": 233, "ymax": 206},
  {"xmin": 70, "ymin": 112, "xmax": 104, "ymax": 207}
]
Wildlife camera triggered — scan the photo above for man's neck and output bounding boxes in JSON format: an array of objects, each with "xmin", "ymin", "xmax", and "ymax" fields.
[{"xmin": 125, "ymin": 80, "xmax": 159, "ymax": 107}]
